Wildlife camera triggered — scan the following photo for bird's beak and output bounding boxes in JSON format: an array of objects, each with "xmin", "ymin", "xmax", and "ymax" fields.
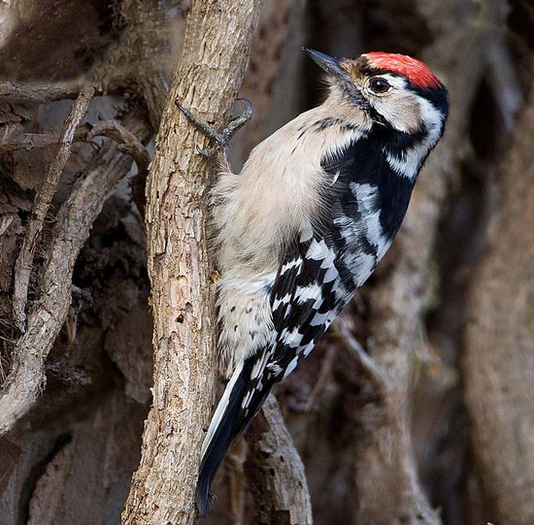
[
  {"xmin": 303, "ymin": 47, "xmax": 369, "ymax": 111},
  {"xmin": 303, "ymin": 48, "xmax": 346, "ymax": 79}
]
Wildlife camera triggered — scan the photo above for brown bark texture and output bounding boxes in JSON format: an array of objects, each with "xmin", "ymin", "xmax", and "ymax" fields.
[
  {"xmin": 121, "ymin": 1, "xmax": 263, "ymax": 524},
  {"xmin": 463, "ymin": 87, "xmax": 534, "ymax": 525},
  {"xmin": 0, "ymin": 0, "xmax": 533, "ymax": 525},
  {"xmin": 245, "ymin": 395, "xmax": 313, "ymax": 525}
]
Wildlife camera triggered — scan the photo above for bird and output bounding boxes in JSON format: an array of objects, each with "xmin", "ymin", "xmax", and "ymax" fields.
[{"xmin": 178, "ymin": 47, "xmax": 449, "ymax": 514}]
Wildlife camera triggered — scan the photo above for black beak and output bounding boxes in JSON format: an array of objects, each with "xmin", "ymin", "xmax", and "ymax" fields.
[
  {"xmin": 303, "ymin": 47, "xmax": 369, "ymax": 110},
  {"xmin": 303, "ymin": 48, "xmax": 346, "ymax": 78}
]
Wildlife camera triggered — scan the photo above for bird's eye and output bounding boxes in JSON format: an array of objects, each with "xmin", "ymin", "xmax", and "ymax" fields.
[{"xmin": 368, "ymin": 77, "xmax": 391, "ymax": 94}]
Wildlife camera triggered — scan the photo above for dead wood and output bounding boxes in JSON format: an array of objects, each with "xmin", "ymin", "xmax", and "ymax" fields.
[
  {"xmin": 120, "ymin": 2, "xmax": 263, "ymax": 524},
  {"xmin": 246, "ymin": 395, "xmax": 313, "ymax": 525},
  {"xmin": 87, "ymin": 120, "xmax": 150, "ymax": 176},
  {"xmin": 12, "ymin": 85, "xmax": 94, "ymax": 332},
  {"xmin": 87, "ymin": 120, "xmax": 151, "ymax": 215},
  {"xmin": 0, "ymin": 80, "xmax": 124, "ymax": 103},
  {"xmin": 0, "ymin": 111, "xmax": 151, "ymax": 436},
  {"xmin": 0, "ymin": 119, "xmax": 151, "ymax": 215},
  {"xmin": 0, "ymin": 120, "xmax": 149, "ymax": 168},
  {"xmin": 334, "ymin": 321, "xmax": 389, "ymax": 399}
]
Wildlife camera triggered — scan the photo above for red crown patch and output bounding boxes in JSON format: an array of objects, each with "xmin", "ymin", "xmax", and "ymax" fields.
[{"xmin": 364, "ymin": 52, "xmax": 441, "ymax": 89}]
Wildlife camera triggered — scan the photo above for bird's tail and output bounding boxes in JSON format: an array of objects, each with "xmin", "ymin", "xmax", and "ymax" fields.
[
  {"xmin": 195, "ymin": 358, "xmax": 254, "ymax": 515},
  {"xmin": 195, "ymin": 352, "xmax": 278, "ymax": 515}
]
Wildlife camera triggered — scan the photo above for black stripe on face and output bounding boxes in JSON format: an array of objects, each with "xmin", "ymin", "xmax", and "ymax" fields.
[
  {"xmin": 375, "ymin": 125, "xmax": 428, "ymax": 159},
  {"xmin": 411, "ymin": 84, "xmax": 449, "ymax": 119}
]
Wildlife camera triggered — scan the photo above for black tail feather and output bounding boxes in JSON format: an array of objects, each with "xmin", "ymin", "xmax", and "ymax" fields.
[{"xmin": 195, "ymin": 358, "xmax": 254, "ymax": 515}]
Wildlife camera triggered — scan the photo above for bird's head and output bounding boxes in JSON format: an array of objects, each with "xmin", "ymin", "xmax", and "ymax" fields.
[{"xmin": 304, "ymin": 48, "xmax": 448, "ymax": 143}]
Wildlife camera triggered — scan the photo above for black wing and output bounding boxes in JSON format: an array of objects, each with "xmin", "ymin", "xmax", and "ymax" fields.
[{"xmin": 232, "ymin": 130, "xmax": 417, "ymax": 433}]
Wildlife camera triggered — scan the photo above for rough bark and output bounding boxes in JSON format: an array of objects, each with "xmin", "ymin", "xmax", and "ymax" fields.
[
  {"xmin": 0, "ymin": 112, "xmax": 151, "ymax": 436},
  {"xmin": 121, "ymin": 2, "xmax": 263, "ymax": 524},
  {"xmin": 246, "ymin": 396, "xmax": 313, "ymax": 525},
  {"xmin": 463, "ymin": 87, "xmax": 534, "ymax": 525}
]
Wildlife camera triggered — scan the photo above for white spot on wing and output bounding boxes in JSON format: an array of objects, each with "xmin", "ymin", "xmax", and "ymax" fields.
[
  {"xmin": 310, "ymin": 311, "xmax": 331, "ymax": 326},
  {"xmin": 273, "ymin": 293, "xmax": 291, "ymax": 311},
  {"xmin": 306, "ymin": 239, "xmax": 329, "ymax": 260},
  {"xmin": 349, "ymin": 182, "xmax": 391, "ymax": 260},
  {"xmin": 267, "ymin": 363, "xmax": 283, "ymax": 375},
  {"xmin": 280, "ymin": 327, "xmax": 304, "ymax": 348},
  {"xmin": 283, "ymin": 356, "xmax": 299, "ymax": 378},
  {"xmin": 319, "ymin": 247, "xmax": 336, "ymax": 269},
  {"xmin": 295, "ymin": 283, "xmax": 322, "ymax": 307},
  {"xmin": 300, "ymin": 228, "xmax": 314, "ymax": 243},
  {"xmin": 242, "ymin": 389, "xmax": 254, "ymax": 409},
  {"xmin": 323, "ymin": 264, "xmax": 338, "ymax": 283},
  {"xmin": 343, "ymin": 250, "xmax": 376, "ymax": 287},
  {"xmin": 251, "ymin": 349, "xmax": 272, "ymax": 380},
  {"xmin": 302, "ymin": 342, "xmax": 315, "ymax": 357},
  {"xmin": 280, "ymin": 258, "xmax": 302, "ymax": 274}
]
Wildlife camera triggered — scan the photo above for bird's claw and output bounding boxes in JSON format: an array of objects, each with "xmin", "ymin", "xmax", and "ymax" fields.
[
  {"xmin": 176, "ymin": 98, "xmax": 253, "ymax": 155},
  {"xmin": 196, "ymin": 145, "xmax": 216, "ymax": 158},
  {"xmin": 221, "ymin": 98, "xmax": 253, "ymax": 143}
]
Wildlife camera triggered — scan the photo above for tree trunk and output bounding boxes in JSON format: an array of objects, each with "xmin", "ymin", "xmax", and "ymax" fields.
[
  {"xmin": 121, "ymin": 1, "xmax": 263, "ymax": 524},
  {"xmin": 463, "ymin": 86, "xmax": 534, "ymax": 525}
]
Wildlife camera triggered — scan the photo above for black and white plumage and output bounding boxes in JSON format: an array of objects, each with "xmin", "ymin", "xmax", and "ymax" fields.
[{"xmin": 195, "ymin": 49, "xmax": 449, "ymax": 513}]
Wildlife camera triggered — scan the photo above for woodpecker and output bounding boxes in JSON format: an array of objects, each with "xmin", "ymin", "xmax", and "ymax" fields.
[{"xmin": 180, "ymin": 48, "xmax": 449, "ymax": 514}]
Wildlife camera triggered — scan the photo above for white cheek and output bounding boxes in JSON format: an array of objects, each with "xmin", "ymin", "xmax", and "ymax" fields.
[
  {"xmin": 384, "ymin": 97, "xmax": 444, "ymax": 180},
  {"xmin": 365, "ymin": 76, "xmax": 420, "ymax": 133}
]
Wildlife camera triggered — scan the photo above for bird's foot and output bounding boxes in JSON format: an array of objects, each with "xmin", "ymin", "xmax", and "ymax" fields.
[{"xmin": 176, "ymin": 98, "xmax": 253, "ymax": 158}]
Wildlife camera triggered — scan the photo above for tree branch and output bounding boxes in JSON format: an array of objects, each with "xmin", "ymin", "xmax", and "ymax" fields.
[
  {"xmin": 246, "ymin": 395, "xmax": 313, "ymax": 525},
  {"xmin": 121, "ymin": 2, "xmax": 263, "ymax": 524},
  {"xmin": 88, "ymin": 120, "xmax": 151, "ymax": 176},
  {"xmin": 0, "ymin": 112, "xmax": 151, "ymax": 436},
  {"xmin": 12, "ymin": 85, "xmax": 94, "ymax": 332},
  {"xmin": 0, "ymin": 120, "xmax": 150, "ymax": 167},
  {"xmin": 0, "ymin": 79, "xmax": 124, "ymax": 103},
  {"xmin": 332, "ymin": 320, "xmax": 390, "ymax": 400},
  {"xmin": 0, "ymin": 118, "xmax": 151, "ymax": 214}
]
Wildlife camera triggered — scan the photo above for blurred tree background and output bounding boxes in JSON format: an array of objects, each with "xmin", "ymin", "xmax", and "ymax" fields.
[{"xmin": 0, "ymin": 0, "xmax": 533, "ymax": 524}]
